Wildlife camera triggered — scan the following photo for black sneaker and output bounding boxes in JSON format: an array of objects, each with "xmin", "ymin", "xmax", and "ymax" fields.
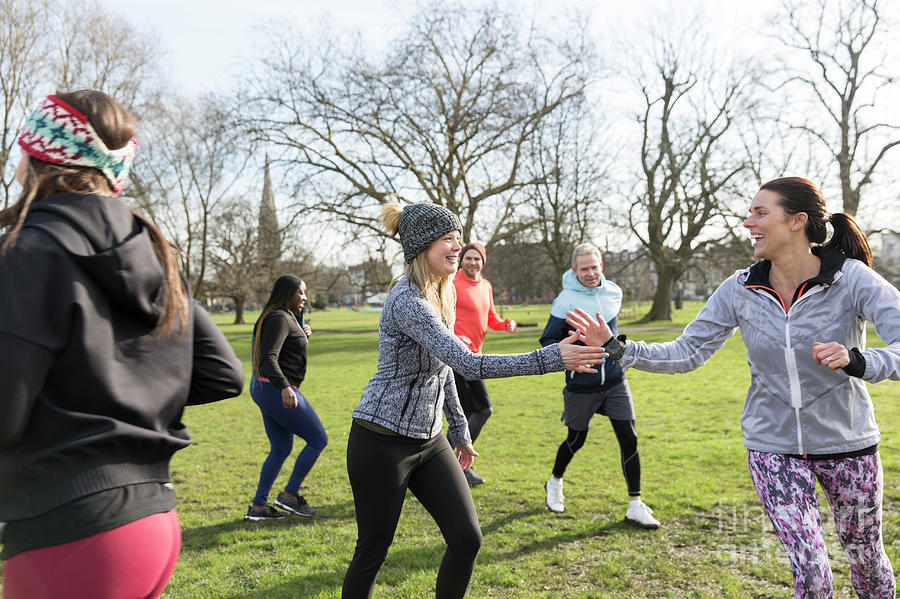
[
  {"xmin": 275, "ymin": 492, "xmax": 316, "ymax": 517},
  {"xmin": 244, "ymin": 505, "xmax": 287, "ymax": 521},
  {"xmin": 464, "ymin": 469, "xmax": 485, "ymax": 485}
]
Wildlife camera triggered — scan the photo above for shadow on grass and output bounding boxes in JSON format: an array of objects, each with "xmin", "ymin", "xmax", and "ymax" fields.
[
  {"xmin": 485, "ymin": 519, "xmax": 638, "ymax": 562},
  {"xmin": 476, "ymin": 506, "xmax": 647, "ymax": 563},
  {"xmin": 181, "ymin": 499, "xmax": 355, "ymax": 553},
  {"xmin": 211, "ymin": 507, "xmax": 645, "ymax": 598}
]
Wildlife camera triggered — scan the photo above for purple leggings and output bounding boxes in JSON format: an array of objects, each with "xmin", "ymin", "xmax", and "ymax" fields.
[{"xmin": 748, "ymin": 450, "xmax": 895, "ymax": 598}]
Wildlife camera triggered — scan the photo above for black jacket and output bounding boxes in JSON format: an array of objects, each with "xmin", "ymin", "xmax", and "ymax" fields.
[
  {"xmin": 0, "ymin": 193, "xmax": 244, "ymax": 521},
  {"xmin": 256, "ymin": 308, "xmax": 308, "ymax": 389}
]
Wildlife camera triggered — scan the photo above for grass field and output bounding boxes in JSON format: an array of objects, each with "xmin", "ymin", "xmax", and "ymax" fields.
[{"xmin": 3, "ymin": 303, "xmax": 899, "ymax": 598}]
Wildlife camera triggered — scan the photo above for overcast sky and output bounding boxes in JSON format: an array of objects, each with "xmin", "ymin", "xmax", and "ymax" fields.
[
  {"xmin": 91, "ymin": 0, "xmax": 900, "ymax": 251},
  {"xmin": 96, "ymin": 0, "xmax": 785, "ymax": 94}
]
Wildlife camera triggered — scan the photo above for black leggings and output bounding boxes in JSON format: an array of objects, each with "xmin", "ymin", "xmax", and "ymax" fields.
[
  {"xmin": 343, "ymin": 422, "xmax": 482, "ymax": 599},
  {"xmin": 552, "ymin": 419, "xmax": 641, "ymax": 496}
]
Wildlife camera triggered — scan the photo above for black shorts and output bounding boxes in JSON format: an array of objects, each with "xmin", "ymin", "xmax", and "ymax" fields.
[
  {"xmin": 561, "ymin": 379, "xmax": 635, "ymax": 430},
  {"xmin": 453, "ymin": 371, "xmax": 491, "ymax": 416}
]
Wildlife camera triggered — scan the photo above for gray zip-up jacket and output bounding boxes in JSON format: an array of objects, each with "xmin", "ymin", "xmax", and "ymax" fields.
[
  {"xmin": 622, "ymin": 247, "xmax": 900, "ymax": 455},
  {"xmin": 353, "ymin": 276, "xmax": 564, "ymax": 446}
]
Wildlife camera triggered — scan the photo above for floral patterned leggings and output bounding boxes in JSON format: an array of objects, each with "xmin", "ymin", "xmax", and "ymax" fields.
[{"xmin": 748, "ymin": 450, "xmax": 895, "ymax": 599}]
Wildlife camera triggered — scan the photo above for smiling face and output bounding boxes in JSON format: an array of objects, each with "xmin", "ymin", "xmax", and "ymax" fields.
[
  {"xmin": 425, "ymin": 230, "xmax": 462, "ymax": 277},
  {"xmin": 573, "ymin": 252, "xmax": 602, "ymax": 288},
  {"xmin": 460, "ymin": 248, "xmax": 484, "ymax": 280},
  {"xmin": 743, "ymin": 189, "xmax": 806, "ymax": 260},
  {"xmin": 285, "ymin": 281, "xmax": 308, "ymax": 313}
]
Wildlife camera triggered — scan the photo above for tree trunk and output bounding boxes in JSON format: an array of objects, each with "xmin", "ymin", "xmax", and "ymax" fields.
[
  {"xmin": 640, "ymin": 263, "xmax": 679, "ymax": 322},
  {"xmin": 233, "ymin": 298, "xmax": 245, "ymax": 325}
]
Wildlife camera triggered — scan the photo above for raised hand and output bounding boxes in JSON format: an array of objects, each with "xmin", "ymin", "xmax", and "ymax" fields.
[{"xmin": 565, "ymin": 308, "xmax": 614, "ymax": 347}]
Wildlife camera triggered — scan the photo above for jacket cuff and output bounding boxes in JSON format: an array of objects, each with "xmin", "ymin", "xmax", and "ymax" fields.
[
  {"xmin": 842, "ymin": 347, "xmax": 866, "ymax": 378},
  {"xmin": 447, "ymin": 427, "xmax": 471, "ymax": 448}
]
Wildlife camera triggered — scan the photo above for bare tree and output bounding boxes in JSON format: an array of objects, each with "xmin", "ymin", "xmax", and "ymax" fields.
[
  {"xmin": 625, "ymin": 22, "xmax": 757, "ymax": 322},
  {"xmin": 129, "ymin": 95, "xmax": 251, "ymax": 299},
  {"xmin": 773, "ymin": 0, "xmax": 900, "ymax": 216},
  {"xmin": 1, "ymin": 0, "xmax": 48, "ymax": 209},
  {"xmin": 520, "ymin": 93, "xmax": 615, "ymax": 293},
  {"xmin": 1, "ymin": 0, "xmax": 161, "ymax": 211},
  {"xmin": 208, "ymin": 198, "xmax": 266, "ymax": 325},
  {"xmin": 243, "ymin": 2, "xmax": 592, "ymax": 250},
  {"xmin": 50, "ymin": 0, "xmax": 161, "ymax": 112}
]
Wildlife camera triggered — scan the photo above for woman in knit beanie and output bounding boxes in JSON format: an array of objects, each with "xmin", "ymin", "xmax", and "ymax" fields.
[{"xmin": 343, "ymin": 201, "xmax": 610, "ymax": 599}]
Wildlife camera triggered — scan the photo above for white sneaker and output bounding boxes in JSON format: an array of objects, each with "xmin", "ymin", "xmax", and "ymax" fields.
[
  {"xmin": 545, "ymin": 476, "xmax": 564, "ymax": 513},
  {"xmin": 625, "ymin": 499, "xmax": 660, "ymax": 529}
]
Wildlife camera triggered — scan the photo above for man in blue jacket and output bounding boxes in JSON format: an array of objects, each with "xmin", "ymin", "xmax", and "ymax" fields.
[{"xmin": 540, "ymin": 243, "xmax": 659, "ymax": 528}]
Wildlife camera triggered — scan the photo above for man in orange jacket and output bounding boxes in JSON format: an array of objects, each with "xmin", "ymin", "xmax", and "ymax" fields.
[{"xmin": 453, "ymin": 242, "xmax": 517, "ymax": 485}]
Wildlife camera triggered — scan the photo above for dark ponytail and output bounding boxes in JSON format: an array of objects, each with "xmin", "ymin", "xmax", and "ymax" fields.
[
  {"xmin": 760, "ymin": 176, "xmax": 872, "ymax": 266},
  {"xmin": 826, "ymin": 212, "xmax": 872, "ymax": 267}
]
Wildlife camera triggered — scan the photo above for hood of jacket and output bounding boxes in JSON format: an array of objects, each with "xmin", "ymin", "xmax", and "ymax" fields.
[
  {"xmin": 24, "ymin": 192, "xmax": 163, "ymax": 325},
  {"xmin": 550, "ymin": 268, "xmax": 623, "ymax": 321}
]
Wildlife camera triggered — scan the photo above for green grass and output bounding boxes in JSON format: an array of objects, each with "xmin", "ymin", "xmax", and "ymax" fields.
[
  {"xmin": 210, "ymin": 300, "xmax": 700, "ymax": 336},
  {"xmin": 3, "ymin": 304, "xmax": 898, "ymax": 598}
]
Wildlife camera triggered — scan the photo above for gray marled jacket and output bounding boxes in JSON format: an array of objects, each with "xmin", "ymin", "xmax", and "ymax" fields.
[{"xmin": 353, "ymin": 276, "xmax": 564, "ymax": 446}]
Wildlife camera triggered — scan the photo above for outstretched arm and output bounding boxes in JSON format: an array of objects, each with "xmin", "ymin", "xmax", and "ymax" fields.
[{"xmin": 566, "ymin": 277, "xmax": 740, "ymax": 375}]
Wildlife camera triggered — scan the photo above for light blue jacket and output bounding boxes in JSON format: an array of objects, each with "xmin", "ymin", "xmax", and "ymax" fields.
[
  {"xmin": 541, "ymin": 270, "xmax": 625, "ymax": 391},
  {"xmin": 622, "ymin": 248, "xmax": 900, "ymax": 455}
]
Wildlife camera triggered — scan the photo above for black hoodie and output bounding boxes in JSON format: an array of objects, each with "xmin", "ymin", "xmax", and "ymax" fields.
[{"xmin": 0, "ymin": 193, "xmax": 244, "ymax": 526}]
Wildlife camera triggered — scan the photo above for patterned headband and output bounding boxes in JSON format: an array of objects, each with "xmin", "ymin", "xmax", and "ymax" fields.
[{"xmin": 17, "ymin": 95, "xmax": 138, "ymax": 194}]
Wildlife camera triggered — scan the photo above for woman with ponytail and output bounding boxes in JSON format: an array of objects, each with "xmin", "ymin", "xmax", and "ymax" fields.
[
  {"xmin": 567, "ymin": 177, "xmax": 900, "ymax": 598},
  {"xmin": 342, "ymin": 201, "xmax": 610, "ymax": 599},
  {"xmin": 0, "ymin": 91, "xmax": 244, "ymax": 599},
  {"xmin": 245, "ymin": 275, "xmax": 327, "ymax": 521}
]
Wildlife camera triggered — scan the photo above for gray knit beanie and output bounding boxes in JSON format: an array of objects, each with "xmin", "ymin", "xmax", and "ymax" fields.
[{"xmin": 398, "ymin": 203, "xmax": 462, "ymax": 263}]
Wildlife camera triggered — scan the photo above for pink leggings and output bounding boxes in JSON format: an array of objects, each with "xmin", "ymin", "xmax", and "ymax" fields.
[
  {"xmin": 3, "ymin": 509, "xmax": 181, "ymax": 599},
  {"xmin": 748, "ymin": 451, "xmax": 894, "ymax": 598}
]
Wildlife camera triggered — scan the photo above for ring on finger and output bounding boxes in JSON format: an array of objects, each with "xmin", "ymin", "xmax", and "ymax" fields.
[{"xmin": 825, "ymin": 356, "xmax": 833, "ymax": 363}]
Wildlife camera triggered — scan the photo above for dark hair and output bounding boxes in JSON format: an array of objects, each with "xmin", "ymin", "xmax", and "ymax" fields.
[
  {"xmin": 252, "ymin": 275, "xmax": 304, "ymax": 378},
  {"xmin": 759, "ymin": 176, "xmax": 872, "ymax": 266},
  {"xmin": 0, "ymin": 90, "xmax": 189, "ymax": 338}
]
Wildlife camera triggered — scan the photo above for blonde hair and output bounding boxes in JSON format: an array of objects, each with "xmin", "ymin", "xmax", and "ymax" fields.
[{"xmin": 381, "ymin": 201, "xmax": 456, "ymax": 327}]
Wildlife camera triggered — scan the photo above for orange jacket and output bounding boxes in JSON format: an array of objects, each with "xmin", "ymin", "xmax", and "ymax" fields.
[{"xmin": 453, "ymin": 270, "xmax": 508, "ymax": 354}]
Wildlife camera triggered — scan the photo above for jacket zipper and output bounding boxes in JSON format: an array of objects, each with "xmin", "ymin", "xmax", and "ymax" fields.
[
  {"xmin": 782, "ymin": 285, "xmax": 826, "ymax": 455},
  {"xmin": 783, "ymin": 313, "xmax": 804, "ymax": 454},
  {"xmin": 749, "ymin": 283, "xmax": 826, "ymax": 455}
]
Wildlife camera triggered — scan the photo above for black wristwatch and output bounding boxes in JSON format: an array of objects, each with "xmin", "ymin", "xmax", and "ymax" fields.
[{"xmin": 603, "ymin": 335, "xmax": 626, "ymax": 361}]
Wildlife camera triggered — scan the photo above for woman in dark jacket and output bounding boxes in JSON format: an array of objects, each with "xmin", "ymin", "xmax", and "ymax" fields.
[
  {"xmin": 246, "ymin": 275, "xmax": 328, "ymax": 520},
  {"xmin": 0, "ymin": 90, "xmax": 244, "ymax": 599}
]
